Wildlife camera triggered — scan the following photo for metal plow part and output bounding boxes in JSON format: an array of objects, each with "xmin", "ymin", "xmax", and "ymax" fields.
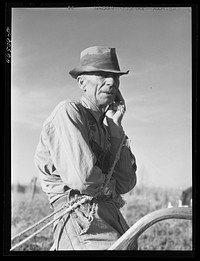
[{"xmin": 108, "ymin": 207, "xmax": 192, "ymax": 250}]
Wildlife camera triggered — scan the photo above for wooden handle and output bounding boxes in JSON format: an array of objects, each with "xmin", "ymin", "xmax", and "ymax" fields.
[{"xmin": 108, "ymin": 207, "xmax": 192, "ymax": 250}]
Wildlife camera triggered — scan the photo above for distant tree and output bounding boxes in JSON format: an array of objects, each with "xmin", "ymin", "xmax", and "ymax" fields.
[
  {"xmin": 181, "ymin": 186, "xmax": 192, "ymax": 206},
  {"xmin": 16, "ymin": 183, "xmax": 26, "ymax": 193},
  {"xmin": 30, "ymin": 176, "xmax": 38, "ymax": 200}
]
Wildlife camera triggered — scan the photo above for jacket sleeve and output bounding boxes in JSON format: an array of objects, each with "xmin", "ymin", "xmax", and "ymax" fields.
[
  {"xmin": 111, "ymin": 137, "xmax": 137, "ymax": 194},
  {"xmin": 40, "ymin": 102, "xmax": 106, "ymax": 196}
]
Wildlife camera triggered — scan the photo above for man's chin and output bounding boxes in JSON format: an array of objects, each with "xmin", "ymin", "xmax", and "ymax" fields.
[
  {"xmin": 102, "ymin": 100, "xmax": 114, "ymax": 107},
  {"xmin": 97, "ymin": 95, "xmax": 115, "ymax": 108}
]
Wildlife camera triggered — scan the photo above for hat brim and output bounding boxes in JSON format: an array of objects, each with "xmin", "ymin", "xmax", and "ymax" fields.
[{"xmin": 69, "ymin": 66, "xmax": 129, "ymax": 79}]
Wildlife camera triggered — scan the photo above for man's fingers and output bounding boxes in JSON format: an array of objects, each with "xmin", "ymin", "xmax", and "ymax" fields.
[{"xmin": 118, "ymin": 104, "xmax": 126, "ymax": 114}]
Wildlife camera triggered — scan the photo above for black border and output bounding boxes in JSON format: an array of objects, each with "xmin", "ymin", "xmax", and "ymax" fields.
[{"xmin": 3, "ymin": 2, "xmax": 198, "ymax": 258}]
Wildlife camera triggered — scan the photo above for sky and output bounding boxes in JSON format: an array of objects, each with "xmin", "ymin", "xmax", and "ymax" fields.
[{"xmin": 11, "ymin": 7, "xmax": 192, "ymax": 190}]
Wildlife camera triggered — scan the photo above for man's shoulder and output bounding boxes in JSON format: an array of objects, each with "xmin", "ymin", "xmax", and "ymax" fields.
[
  {"xmin": 42, "ymin": 99, "xmax": 84, "ymax": 128},
  {"xmin": 51, "ymin": 99, "xmax": 81, "ymax": 115}
]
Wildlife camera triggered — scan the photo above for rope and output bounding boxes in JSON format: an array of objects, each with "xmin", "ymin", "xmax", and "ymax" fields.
[
  {"xmin": 11, "ymin": 206, "xmax": 67, "ymax": 251},
  {"xmin": 103, "ymin": 135, "xmax": 126, "ymax": 189},
  {"xmin": 11, "ymin": 204, "xmax": 65, "ymax": 241},
  {"xmin": 94, "ymin": 134, "xmax": 126, "ymax": 198},
  {"xmin": 10, "ymin": 196, "xmax": 92, "ymax": 251}
]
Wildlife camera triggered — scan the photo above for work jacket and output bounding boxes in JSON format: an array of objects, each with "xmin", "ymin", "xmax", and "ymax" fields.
[{"xmin": 34, "ymin": 96, "xmax": 137, "ymax": 205}]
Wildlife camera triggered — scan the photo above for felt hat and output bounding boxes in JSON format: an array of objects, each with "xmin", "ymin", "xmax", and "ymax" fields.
[{"xmin": 69, "ymin": 46, "xmax": 129, "ymax": 78}]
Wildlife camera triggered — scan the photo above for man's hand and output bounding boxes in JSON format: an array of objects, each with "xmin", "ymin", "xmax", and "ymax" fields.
[{"xmin": 105, "ymin": 90, "xmax": 126, "ymax": 138}]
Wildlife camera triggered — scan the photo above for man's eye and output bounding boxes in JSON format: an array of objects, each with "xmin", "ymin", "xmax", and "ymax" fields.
[{"xmin": 94, "ymin": 73, "xmax": 102, "ymax": 77}]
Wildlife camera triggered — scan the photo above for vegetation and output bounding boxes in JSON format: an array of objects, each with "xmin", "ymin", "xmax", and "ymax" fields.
[{"xmin": 11, "ymin": 184, "xmax": 192, "ymax": 251}]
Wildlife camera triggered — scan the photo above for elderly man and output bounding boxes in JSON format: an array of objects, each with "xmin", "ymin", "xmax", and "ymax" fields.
[{"xmin": 34, "ymin": 46, "xmax": 137, "ymax": 250}]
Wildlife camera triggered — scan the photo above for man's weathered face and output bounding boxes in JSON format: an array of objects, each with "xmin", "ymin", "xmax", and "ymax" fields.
[{"xmin": 78, "ymin": 72, "xmax": 120, "ymax": 108}]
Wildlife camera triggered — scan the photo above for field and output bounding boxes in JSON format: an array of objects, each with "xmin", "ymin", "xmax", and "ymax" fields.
[{"xmin": 11, "ymin": 184, "xmax": 192, "ymax": 251}]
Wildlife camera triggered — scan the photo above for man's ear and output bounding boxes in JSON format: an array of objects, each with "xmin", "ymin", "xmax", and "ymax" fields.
[{"xmin": 77, "ymin": 75, "xmax": 86, "ymax": 91}]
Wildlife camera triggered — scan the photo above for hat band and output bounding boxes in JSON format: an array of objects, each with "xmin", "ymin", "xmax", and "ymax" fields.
[{"xmin": 82, "ymin": 62, "xmax": 120, "ymax": 71}]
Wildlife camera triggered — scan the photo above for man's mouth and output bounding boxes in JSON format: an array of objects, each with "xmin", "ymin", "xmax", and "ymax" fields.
[{"xmin": 102, "ymin": 91, "xmax": 115, "ymax": 95}]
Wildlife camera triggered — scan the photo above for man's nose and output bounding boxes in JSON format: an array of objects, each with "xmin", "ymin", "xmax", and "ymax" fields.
[{"xmin": 105, "ymin": 77, "xmax": 117, "ymax": 87}]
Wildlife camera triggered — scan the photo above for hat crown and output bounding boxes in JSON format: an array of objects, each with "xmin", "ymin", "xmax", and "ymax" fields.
[
  {"xmin": 81, "ymin": 46, "xmax": 112, "ymax": 58},
  {"xmin": 80, "ymin": 46, "xmax": 120, "ymax": 71}
]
